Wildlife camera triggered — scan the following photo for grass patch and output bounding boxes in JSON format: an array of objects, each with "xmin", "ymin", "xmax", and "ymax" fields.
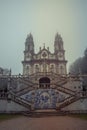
[
  {"xmin": 69, "ymin": 114, "xmax": 87, "ymax": 120},
  {"xmin": 0, "ymin": 114, "xmax": 21, "ymax": 122}
]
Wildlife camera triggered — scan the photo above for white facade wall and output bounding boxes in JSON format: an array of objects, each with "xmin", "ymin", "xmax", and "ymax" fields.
[
  {"xmin": 0, "ymin": 100, "xmax": 28, "ymax": 113},
  {"xmin": 62, "ymin": 98, "xmax": 87, "ymax": 111}
]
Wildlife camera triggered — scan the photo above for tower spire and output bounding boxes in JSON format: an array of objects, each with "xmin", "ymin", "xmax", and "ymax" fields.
[
  {"xmin": 54, "ymin": 32, "xmax": 63, "ymax": 53},
  {"xmin": 25, "ymin": 33, "xmax": 34, "ymax": 54},
  {"xmin": 43, "ymin": 43, "xmax": 45, "ymax": 49}
]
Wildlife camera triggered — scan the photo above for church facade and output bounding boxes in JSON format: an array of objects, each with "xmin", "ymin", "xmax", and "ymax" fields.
[
  {"xmin": 22, "ymin": 33, "xmax": 67, "ymax": 75},
  {"xmin": 0, "ymin": 33, "xmax": 87, "ymax": 114}
]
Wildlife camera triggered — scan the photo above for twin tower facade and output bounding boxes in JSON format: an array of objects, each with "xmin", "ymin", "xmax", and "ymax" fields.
[{"xmin": 22, "ymin": 33, "xmax": 67, "ymax": 75}]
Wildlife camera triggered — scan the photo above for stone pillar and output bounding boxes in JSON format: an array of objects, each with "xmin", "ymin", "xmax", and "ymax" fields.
[{"xmin": 7, "ymin": 76, "xmax": 12, "ymax": 100}]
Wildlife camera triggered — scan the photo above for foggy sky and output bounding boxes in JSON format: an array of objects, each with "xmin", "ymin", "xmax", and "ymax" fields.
[{"xmin": 0, "ymin": 0, "xmax": 87, "ymax": 74}]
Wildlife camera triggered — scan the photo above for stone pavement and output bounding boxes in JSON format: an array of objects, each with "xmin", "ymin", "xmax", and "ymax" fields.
[{"xmin": 0, "ymin": 116, "xmax": 87, "ymax": 130}]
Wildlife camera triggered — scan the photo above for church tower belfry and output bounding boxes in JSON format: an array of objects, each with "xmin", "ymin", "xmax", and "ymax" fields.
[
  {"xmin": 54, "ymin": 33, "xmax": 64, "ymax": 53},
  {"xmin": 22, "ymin": 33, "xmax": 35, "ymax": 75},
  {"xmin": 25, "ymin": 33, "xmax": 34, "ymax": 54}
]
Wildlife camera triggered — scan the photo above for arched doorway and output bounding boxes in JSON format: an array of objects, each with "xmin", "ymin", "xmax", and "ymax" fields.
[{"xmin": 39, "ymin": 77, "xmax": 50, "ymax": 88}]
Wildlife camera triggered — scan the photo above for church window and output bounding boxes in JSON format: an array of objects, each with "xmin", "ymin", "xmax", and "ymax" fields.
[
  {"xmin": 26, "ymin": 53, "xmax": 31, "ymax": 60},
  {"xmin": 50, "ymin": 64, "xmax": 54, "ymax": 72},
  {"xmin": 35, "ymin": 65, "xmax": 38, "ymax": 67},
  {"xmin": 43, "ymin": 63, "xmax": 47, "ymax": 72},
  {"xmin": 78, "ymin": 86, "xmax": 81, "ymax": 89},
  {"xmin": 25, "ymin": 66, "xmax": 29, "ymax": 75},
  {"xmin": 74, "ymin": 86, "xmax": 76, "ymax": 89},
  {"xmin": 30, "ymin": 45, "xmax": 33, "ymax": 51},
  {"xmin": 26, "ymin": 65, "xmax": 29, "ymax": 70},
  {"xmin": 35, "ymin": 64, "xmax": 39, "ymax": 72},
  {"xmin": 60, "ymin": 65, "xmax": 64, "ymax": 74}
]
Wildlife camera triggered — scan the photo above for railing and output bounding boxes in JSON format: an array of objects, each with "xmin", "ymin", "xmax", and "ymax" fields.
[
  {"xmin": 14, "ymin": 83, "xmax": 52, "ymax": 96},
  {"xmin": 10, "ymin": 92, "xmax": 32, "ymax": 109},
  {"xmin": 1, "ymin": 73, "xmax": 87, "ymax": 78},
  {"xmin": 18, "ymin": 77, "xmax": 34, "ymax": 84},
  {"xmin": 15, "ymin": 86, "xmax": 34, "ymax": 96},
  {"xmin": 56, "ymin": 91, "xmax": 87, "ymax": 110},
  {"xmin": 54, "ymin": 84, "xmax": 75, "ymax": 95},
  {"xmin": 12, "ymin": 82, "xmax": 82, "ymax": 96}
]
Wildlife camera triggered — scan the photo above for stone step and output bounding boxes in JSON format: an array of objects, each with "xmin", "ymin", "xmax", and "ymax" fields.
[{"xmin": 22, "ymin": 110, "xmax": 66, "ymax": 117}]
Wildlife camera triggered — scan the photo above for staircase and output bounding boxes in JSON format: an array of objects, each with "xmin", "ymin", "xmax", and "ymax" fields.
[
  {"xmin": 55, "ymin": 75, "xmax": 67, "ymax": 84},
  {"xmin": 9, "ymin": 92, "xmax": 32, "ymax": 109},
  {"xmin": 15, "ymin": 86, "xmax": 34, "ymax": 96},
  {"xmin": 13, "ymin": 77, "xmax": 37, "ymax": 96},
  {"xmin": 54, "ymin": 84, "xmax": 75, "ymax": 96},
  {"xmin": 53, "ymin": 75, "xmax": 75, "ymax": 96},
  {"xmin": 22, "ymin": 109, "xmax": 66, "ymax": 117},
  {"xmin": 18, "ymin": 77, "xmax": 34, "ymax": 87},
  {"xmin": 56, "ymin": 92, "xmax": 87, "ymax": 110},
  {"xmin": 7, "ymin": 74, "xmax": 87, "ymax": 115}
]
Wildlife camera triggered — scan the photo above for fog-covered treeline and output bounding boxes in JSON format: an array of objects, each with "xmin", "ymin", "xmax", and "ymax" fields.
[
  {"xmin": 69, "ymin": 48, "xmax": 87, "ymax": 88},
  {"xmin": 69, "ymin": 48, "xmax": 87, "ymax": 75}
]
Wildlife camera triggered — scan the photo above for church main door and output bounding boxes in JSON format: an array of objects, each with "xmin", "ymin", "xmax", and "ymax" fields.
[{"xmin": 39, "ymin": 77, "xmax": 50, "ymax": 88}]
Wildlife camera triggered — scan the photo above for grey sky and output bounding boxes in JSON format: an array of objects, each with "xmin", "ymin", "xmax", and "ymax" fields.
[{"xmin": 0, "ymin": 0, "xmax": 87, "ymax": 74}]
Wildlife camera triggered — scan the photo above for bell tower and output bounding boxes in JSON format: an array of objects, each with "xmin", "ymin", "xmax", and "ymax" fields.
[
  {"xmin": 54, "ymin": 33, "xmax": 64, "ymax": 53},
  {"xmin": 25, "ymin": 33, "xmax": 34, "ymax": 54},
  {"xmin": 54, "ymin": 33, "xmax": 67, "ymax": 74},
  {"xmin": 22, "ymin": 33, "xmax": 35, "ymax": 75}
]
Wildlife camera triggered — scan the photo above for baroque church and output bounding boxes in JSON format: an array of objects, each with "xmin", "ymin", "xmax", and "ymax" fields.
[
  {"xmin": 22, "ymin": 33, "xmax": 67, "ymax": 76},
  {"xmin": 0, "ymin": 33, "xmax": 87, "ymax": 114}
]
